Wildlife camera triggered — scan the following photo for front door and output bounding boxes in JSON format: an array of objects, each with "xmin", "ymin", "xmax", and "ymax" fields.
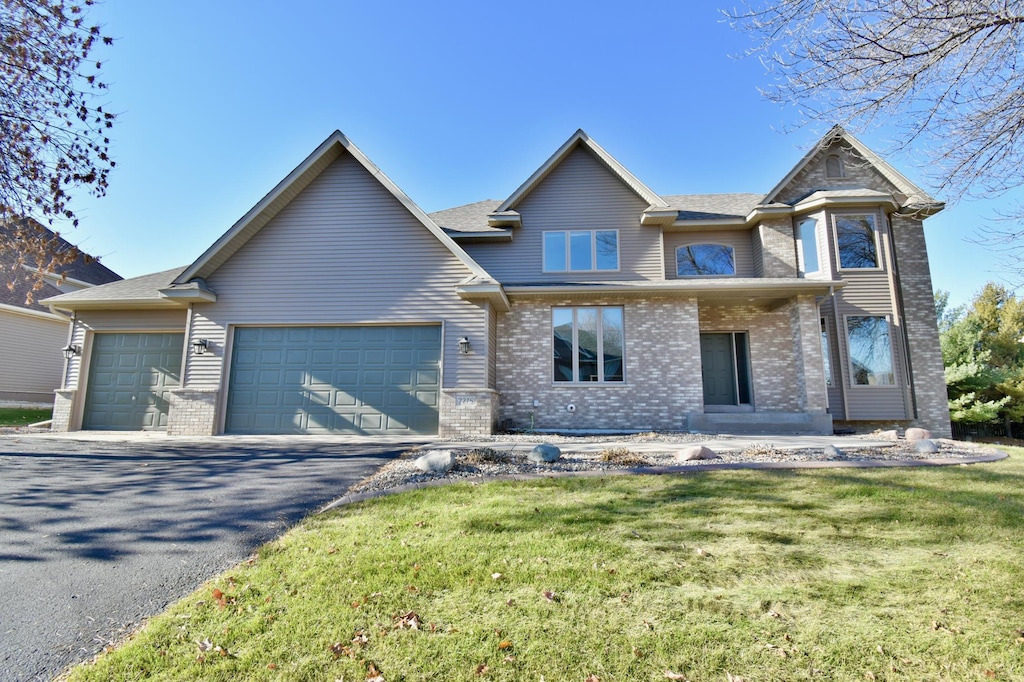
[{"xmin": 700, "ymin": 332, "xmax": 752, "ymax": 407}]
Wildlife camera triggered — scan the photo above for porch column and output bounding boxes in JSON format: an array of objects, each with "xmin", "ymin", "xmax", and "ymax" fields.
[{"xmin": 789, "ymin": 295, "xmax": 828, "ymax": 413}]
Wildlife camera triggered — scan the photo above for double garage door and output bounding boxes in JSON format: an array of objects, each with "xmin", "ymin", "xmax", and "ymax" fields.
[
  {"xmin": 81, "ymin": 326, "xmax": 441, "ymax": 435},
  {"xmin": 224, "ymin": 325, "xmax": 441, "ymax": 435}
]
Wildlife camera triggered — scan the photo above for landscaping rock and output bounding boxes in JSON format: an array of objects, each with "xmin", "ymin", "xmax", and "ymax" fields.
[
  {"xmin": 915, "ymin": 439, "xmax": 939, "ymax": 454},
  {"xmin": 905, "ymin": 428, "xmax": 932, "ymax": 442},
  {"xmin": 414, "ymin": 450, "xmax": 456, "ymax": 473},
  {"xmin": 528, "ymin": 443, "xmax": 561, "ymax": 463},
  {"xmin": 675, "ymin": 445, "xmax": 719, "ymax": 461},
  {"xmin": 877, "ymin": 429, "xmax": 900, "ymax": 441},
  {"xmin": 823, "ymin": 444, "xmax": 845, "ymax": 459}
]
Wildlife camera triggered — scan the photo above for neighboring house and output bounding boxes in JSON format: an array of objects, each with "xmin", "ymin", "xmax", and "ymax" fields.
[
  {"xmin": 42, "ymin": 127, "xmax": 951, "ymax": 437},
  {"xmin": 0, "ymin": 223, "xmax": 121, "ymax": 403}
]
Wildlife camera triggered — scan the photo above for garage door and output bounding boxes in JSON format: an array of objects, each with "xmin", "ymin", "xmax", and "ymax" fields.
[
  {"xmin": 225, "ymin": 325, "xmax": 441, "ymax": 435},
  {"xmin": 82, "ymin": 332, "xmax": 184, "ymax": 430}
]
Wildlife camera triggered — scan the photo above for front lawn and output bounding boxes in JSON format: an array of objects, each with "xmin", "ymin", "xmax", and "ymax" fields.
[
  {"xmin": 0, "ymin": 407, "xmax": 52, "ymax": 426},
  {"xmin": 67, "ymin": 448, "xmax": 1024, "ymax": 681}
]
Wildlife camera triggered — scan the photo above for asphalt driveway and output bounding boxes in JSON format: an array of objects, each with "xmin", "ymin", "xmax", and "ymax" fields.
[{"xmin": 0, "ymin": 433, "xmax": 411, "ymax": 682}]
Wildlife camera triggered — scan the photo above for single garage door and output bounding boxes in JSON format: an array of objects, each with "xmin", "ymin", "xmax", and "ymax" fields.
[
  {"xmin": 82, "ymin": 332, "xmax": 184, "ymax": 430},
  {"xmin": 225, "ymin": 325, "xmax": 441, "ymax": 435}
]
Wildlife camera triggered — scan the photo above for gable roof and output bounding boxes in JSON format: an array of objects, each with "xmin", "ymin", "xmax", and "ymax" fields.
[
  {"xmin": 496, "ymin": 129, "xmax": 669, "ymax": 212},
  {"xmin": 175, "ymin": 130, "xmax": 492, "ymax": 284},
  {"xmin": 430, "ymin": 199, "xmax": 505, "ymax": 233},
  {"xmin": 763, "ymin": 126, "xmax": 941, "ymax": 210},
  {"xmin": 1, "ymin": 221, "xmax": 122, "ymax": 313}
]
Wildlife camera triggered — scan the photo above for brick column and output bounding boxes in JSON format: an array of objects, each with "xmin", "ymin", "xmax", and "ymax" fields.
[
  {"xmin": 51, "ymin": 389, "xmax": 76, "ymax": 432},
  {"xmin": 789, "ymin": 295, "xmax": 828, "ymax": 413},
  {"xmin": 439, "ymin": 389, "xmax": 499, "ymax": 437},
  {"xmin": 167, "ymin": 388, "xmax": 219, "ymax": 436}
]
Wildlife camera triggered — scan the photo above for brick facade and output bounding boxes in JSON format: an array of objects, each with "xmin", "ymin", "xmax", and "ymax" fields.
[
  {"xmin": 51, "ymin": 389, "xmax": 75, "ymax": 432},
  {"xmin": 496, "ymin": 298, "xmax": 703, "ymax": 431},
  {"xmin": 439, "ymin": 388, "xmax": 499, "ymax": 438},
  {"xmin": 167, "ymin": 388, "xmax": 219, "ymax": 436},
  {"xmin": 758, "ymin": 218, "xmax": 798, "ymax": 278}
]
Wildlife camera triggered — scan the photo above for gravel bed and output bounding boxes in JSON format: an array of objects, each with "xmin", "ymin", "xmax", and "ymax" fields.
[{"xmin": 348, "ymin": 436, "xmax": 1002, "ymax": 495}]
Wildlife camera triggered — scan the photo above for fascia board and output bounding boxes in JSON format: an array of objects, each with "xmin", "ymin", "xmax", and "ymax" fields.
[
  {"xmin": 158, "ymin": 288, "xmax": 218, "ymax": 303},
  {"xmin": 455, "ymin": 282, "xmax": 511, "ymax": 312},
  {"xmin": 503, "ymin": 278, "xmax": 844, "ymax": 297},
  {"xmin": 0, "ymin": 302, "xmax": 67, "ymax": 322},
  {"xmin": 792, "ymin": 194, "xmax": 899, "ymax": 213},
  {"xmin": 497, "ymin": 130, "xmax": 669, "ymax": 212},
  {"xmin": 46, "ymin": 298, "xmax": 184, "ymax": 313}
]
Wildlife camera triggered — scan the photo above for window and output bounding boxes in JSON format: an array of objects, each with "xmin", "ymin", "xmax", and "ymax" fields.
[
  {"xmin": 825, "ymin": 154, "xmax": 845, "ymax": 178},
  {"xmin": 553, "ymin": 307, "xmax": 624, "ymax": 383},
  {"xmin": 846, "ymin": 316, "xmax": 894, "ymax": 385},
  {"xmin": 797, "ymin": 218, "xmax": 820, "ymax": 276},
  {"xmin": 676, "ymin": 243, "xmax": 735, "ymax": 277},
  {"xmin": 820, "ymin": 318, "xmax": 832, "ymax": 387},
  {"xmin": 543, "ymin": 230, "xmax": 618, "ymax": 272},
  {"xmin": 835, "ymin": 214, "xmax": 879, "ymax": 269}
]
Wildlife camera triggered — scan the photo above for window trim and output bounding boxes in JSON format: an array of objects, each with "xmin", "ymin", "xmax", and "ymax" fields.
[
  {"xmin": 542, "ymin": 229, "xmax": 620, "ymax": 273},
  {"xmin": 832, "ymin": 211, "xmax": 883, "ymax": 272},
  {"xmin": 843, "ymin": 314, "xmax": 896, "ymax": 388},
  {"xmin": 551, "ymin": 306, "xmax": 625, "ymax": 384},
  {"xmin": 675, "ymin": 242, "xmax": 737, "ymax": 278}
]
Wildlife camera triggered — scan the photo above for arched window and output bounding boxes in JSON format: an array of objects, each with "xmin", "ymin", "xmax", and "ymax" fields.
[
  {"xmin": 676, "ymin": 244, "xmax": 735, "ymax": 277},
  {"xmin": 825, "ymin": 154, "xmax": 845, "ymax": 178}
]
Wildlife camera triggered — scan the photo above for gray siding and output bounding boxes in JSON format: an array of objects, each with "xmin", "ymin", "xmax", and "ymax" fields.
[
  {"xmin": 824, "ymin": 210, "xmax": 909, "ymax": 419},
  {"xmin": 461, "ymin": 147, "xmax": 661, "ymax": 282},
  {"xmin": 664, "ymin": 230, "xmax": 756, "ymax": 278},
  {"xmin": 0, "ymin": 308, "xmax": 67, "ymax": 399},
  {"xmin": 185, "ymin": 152, "xmax": 486, "ymax": 396}
]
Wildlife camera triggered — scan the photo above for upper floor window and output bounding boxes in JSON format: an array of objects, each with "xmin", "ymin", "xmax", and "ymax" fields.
[
  {"xmin": 834, "ymin": 214, "xmax": 879, "ymax": 269},
  {"xmin": 543, "ymin": 230, "xmax": 618, "ymax": 272},
  {"xmin": 553, "ymin": 307, "xmax": 624, "ymax": 383},
  {"xmin": 825, "ymin": 154, "xmax": 845, "ymax": 178},
  {"xmin": 796, "ymin": 218, "xmax": 820, "ymax": 276},
  {"xmin": 676, "ymin": 244, "xmax": 735, "ymax": 277}
]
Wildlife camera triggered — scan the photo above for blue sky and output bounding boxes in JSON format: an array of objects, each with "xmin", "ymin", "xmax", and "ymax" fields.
[{"xmin": 65, "ymin": 0, "xmax": 1018, "ymax": 308}]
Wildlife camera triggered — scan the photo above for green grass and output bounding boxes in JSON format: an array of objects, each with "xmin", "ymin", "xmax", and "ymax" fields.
[
  {"xmin": 67, "ymin": 448, "xmax": 1024, "ymax": 681},
  {"xmin": 0, "ymin": 407, "xmax": 51, "ymax": 426}
]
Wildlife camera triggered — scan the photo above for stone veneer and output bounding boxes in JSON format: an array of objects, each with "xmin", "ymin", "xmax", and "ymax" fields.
[
  {"xmin": 889, "ymin": 214, "xmax": 952, "ymax": 437},
  {"xmin": 167, "ymin": 388, "xmax": 219, "ymax": 436},
  {"xmin": 51, "ymin": 389, "xmax": 76, "ymax": 432},
  {"xmin": 497, "ymin": 298, "xmax": 704, "ymax": 431},
  {"xmin": 439, "ymin": 388, "xmax": 499, "ymax": 438}
]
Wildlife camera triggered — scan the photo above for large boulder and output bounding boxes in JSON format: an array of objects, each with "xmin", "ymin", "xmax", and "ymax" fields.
[
  {"xmin": 905, "ymin": 428, "xmax": 932, "ymax": 442},
  {"xmin": 675, "ymin": 445, "xmax": 719, "ymax": 462},
  {"xmin": 414, "ymin": 450, "xmax": 456, "ymax": 474},
  {"xmin": 876, "ymin": 429, "xmax": 900, "ymax": 441},
  {"xmin": 915, "ymin": 439, "xmax": 939, "ymax": 454},
  {"xmin": 528, "ymin": 443, "xmax": 561, "ymax": 463}
]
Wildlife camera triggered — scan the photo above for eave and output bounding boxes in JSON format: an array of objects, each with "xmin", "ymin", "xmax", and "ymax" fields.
[
  {"xmin": 47, "ymin": 298, "xmax": 185, "ymax": 313},
  {"xmin": 456, "ymin": 280, "xmax": 511, "ymax": 312},
  {"xmin": 503, "ymin": 278, "xmax": 844, "ymax": 308}
]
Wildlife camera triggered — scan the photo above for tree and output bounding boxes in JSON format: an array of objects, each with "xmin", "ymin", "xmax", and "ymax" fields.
[
  {"xmin": 727, "ymin": 2, "xmax": 1024, "ymax": 233},
  {"xmin": 1, "ymin": 0, "xmax": 115, "ymax": 300},
  {"xmin": 938, "ymin": 284, "xmax": 1024, "ymax": 425}
]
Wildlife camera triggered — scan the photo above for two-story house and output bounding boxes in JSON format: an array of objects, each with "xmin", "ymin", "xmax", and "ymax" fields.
[{"xmin": 43, "ymin": 127, "xmax": 951, "ymax": 437}]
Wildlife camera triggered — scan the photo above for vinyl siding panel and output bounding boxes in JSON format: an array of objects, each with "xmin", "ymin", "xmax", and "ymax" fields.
[
  {"xmin": 189, "ymin": 152, "xmax": 485, "ymax": 392},
  {"xmin": 664, "ymin": 231, "xmax": 755, "ymax": 278},
  {"xmin": 462, "ymin": 147, "xmax": 661, "ymax": 282},
  {"xmin": 0, "ymin": 309, "xmax": 67, "ymax": 398}
]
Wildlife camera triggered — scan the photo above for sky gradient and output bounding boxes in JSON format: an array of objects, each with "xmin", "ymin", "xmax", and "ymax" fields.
[{"xmin": 62, "ymin": 0, "xmax": 1022, "ymax": 308}]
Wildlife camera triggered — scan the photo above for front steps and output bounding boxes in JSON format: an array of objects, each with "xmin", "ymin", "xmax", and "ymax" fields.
[{"xmin": 687, "ymin": 411, "xmax": 833, "ymax": 436}]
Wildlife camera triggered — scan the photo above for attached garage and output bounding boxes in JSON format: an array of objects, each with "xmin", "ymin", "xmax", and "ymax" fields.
[
  {"xmin": 225, "ymin": 325, "xmax": 441, "ymax": 435},
  {"xmin": 82, "ymin": 332, "xmax": 185, "ymax": 430}
]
